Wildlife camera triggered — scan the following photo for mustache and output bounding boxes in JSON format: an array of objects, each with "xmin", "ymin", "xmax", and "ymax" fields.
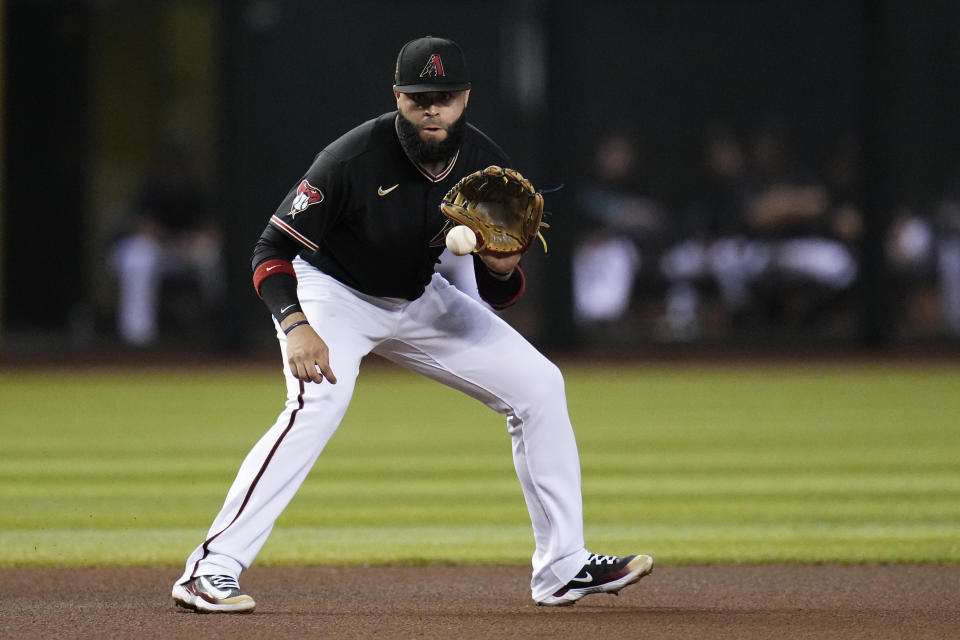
[{"xmin": 415, "ymin": 118, "xmax": 447, "ymax": 131}]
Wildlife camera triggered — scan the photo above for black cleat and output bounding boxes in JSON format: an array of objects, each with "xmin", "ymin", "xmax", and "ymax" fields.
[{"xmin": 537, "ymin": 553, "xmax": 654, "ymax": 606}]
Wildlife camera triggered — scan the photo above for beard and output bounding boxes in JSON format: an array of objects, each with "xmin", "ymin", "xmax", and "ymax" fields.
[{"xmin": 396, "ymin": 111, "xmax": 468, "ymax": 165}]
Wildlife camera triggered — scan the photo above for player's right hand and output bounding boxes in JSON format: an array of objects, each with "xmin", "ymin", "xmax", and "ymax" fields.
[{"xmin": 285, "ymin": 321, "xmax": 337, "ymax": 384}]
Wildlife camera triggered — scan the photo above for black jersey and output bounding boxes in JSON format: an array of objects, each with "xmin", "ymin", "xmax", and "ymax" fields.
[{"xmin": 259, "ymin": 111, "xmax": 510, "ymax": 300}]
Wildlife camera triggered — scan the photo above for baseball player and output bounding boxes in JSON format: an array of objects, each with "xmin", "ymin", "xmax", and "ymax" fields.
[{"xmin": 172, "ymin": 36, "xmax": 652, "ymax": 613}]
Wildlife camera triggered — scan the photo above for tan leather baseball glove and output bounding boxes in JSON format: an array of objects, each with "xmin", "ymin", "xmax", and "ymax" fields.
[{"xmin": 440, "ymin": 166, "xmax": 548, "ymax": 255}]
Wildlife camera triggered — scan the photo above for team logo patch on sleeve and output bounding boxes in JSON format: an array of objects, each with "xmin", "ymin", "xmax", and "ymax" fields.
[{"xmin": 289, "ymin": 180, "xmax": 324, "ymax": 218}]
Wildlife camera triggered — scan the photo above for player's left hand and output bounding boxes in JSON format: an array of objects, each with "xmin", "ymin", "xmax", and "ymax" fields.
[
  {"xmin": 282, "ymin": 313, "xmax": 337, "ymax": 385},
  {"xmin": 479, "ymin": 251, "xmax": 521, "ymax": 279}
]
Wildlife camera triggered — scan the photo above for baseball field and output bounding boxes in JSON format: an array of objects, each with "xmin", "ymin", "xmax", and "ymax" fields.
[{"xmin": 1, "ymin": 357, "xmax": 958, "ymax": 637}]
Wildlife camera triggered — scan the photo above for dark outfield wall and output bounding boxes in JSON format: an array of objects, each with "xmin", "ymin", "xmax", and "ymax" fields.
[{"xmin": 4, "ymin": 0, "xmax": 959, "ymax": 349}]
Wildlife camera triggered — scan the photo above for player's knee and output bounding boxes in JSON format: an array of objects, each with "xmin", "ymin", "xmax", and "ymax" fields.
[{"xmin": 523, "ymin": 360, "xmax": 566, "ymax": 404}]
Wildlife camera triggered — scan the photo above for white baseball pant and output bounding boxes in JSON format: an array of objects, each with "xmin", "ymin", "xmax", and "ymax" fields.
[{"xmin": 177, "ymin": 258, "xmax": 590, "ymax": 601}]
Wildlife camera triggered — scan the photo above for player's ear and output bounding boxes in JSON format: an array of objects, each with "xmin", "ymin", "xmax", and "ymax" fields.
[
  {"xmin": 463, "ymin": 89, "xmax": 470, "ymax": 108},
  {"xmin": 393, "ymin": 86, "xmax": 401, "ymax": 101}
]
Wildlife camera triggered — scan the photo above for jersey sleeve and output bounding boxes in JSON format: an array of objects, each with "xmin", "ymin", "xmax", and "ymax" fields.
[
  {"xmin": 267, "ymin": 149, "xmax": 346, "ymax": 253},
  {"xmin": 473, "ymin": 257, "xmax": 525, "ymax": 309}
]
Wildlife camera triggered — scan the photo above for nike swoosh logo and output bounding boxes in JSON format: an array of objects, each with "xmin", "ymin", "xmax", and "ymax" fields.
[
  {"xmin": 265, "ymin": 264, "xmax": 281, "ymax": 271},
  {"xmin": 280, "ymin": 304, "xmax": 297, "ymax": 314},
  {"xmin": 570, "ymin": 571, "xmax": 593, "ymax": 583},
  {"xmin": 378, "ymin": 184, "xmax": 399, "ymax": 196}
]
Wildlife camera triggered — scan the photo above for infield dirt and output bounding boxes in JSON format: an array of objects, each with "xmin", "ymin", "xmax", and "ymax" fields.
[{"xmin": 1, "ymin": 565, "xmax": 957, "ymax": 639}]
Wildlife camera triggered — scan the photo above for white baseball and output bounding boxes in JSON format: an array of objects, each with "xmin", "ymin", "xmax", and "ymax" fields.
[{"xmin": 445, "ymin": 225, "xmax": 477, "ymax": 256}]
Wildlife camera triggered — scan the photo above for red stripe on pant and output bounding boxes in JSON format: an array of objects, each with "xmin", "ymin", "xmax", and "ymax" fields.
[{"xmin": 190, "ymin": 380, "xmax": 306, "ymax": 578}]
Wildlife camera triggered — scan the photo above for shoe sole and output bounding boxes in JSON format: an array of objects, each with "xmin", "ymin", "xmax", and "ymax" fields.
[
  {"xmin": 172, "ymin": 583, "xmax": 256, "ymax": 614},
  {"xmin": 537, "ymin": 554, "xmax": 654, "ymax": 607}
]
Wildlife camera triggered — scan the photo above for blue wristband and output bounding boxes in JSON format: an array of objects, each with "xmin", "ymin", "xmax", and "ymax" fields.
[{"xmin": 283, "ymin": 320, "xmax": 310, "ymax": 335}]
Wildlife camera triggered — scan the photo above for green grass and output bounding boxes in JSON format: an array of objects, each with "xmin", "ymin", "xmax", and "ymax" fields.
[{"xmin": 1, "ymin": 362, "xmax": 958, "ymax": 567}]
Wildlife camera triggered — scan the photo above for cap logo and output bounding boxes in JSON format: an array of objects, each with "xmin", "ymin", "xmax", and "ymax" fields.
[{"xmin": 419, "ymin": 54, "xmax": 445, "ymax": 78}]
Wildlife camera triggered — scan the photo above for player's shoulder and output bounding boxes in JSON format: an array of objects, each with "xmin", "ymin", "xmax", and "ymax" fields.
[
  {"xmin": 322, "ymin": 112, "xmax": 395, "ymax": 164},
  {"xmin": 463, "ymin": 122, "xmax": 511, "ymax": 166}
]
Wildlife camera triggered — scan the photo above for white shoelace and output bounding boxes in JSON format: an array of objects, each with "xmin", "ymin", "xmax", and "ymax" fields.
[
  {"xmin": 587, "ymin": 553, "xmax": 618, "ymax": 565},
  {"xmin": 208, "ymin": 575, "xmax": 240, "ymax": 591}
]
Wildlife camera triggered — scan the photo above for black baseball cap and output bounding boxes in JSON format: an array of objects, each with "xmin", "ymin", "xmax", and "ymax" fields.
[{"xmin": 394, "ymin": 36, "xmax": 471, "ymax": 93}]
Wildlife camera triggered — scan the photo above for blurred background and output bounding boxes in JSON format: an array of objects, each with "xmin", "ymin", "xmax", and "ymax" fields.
[{"xmin": 3, "ymin": 0, "xmax": 960, "ymax": 360}]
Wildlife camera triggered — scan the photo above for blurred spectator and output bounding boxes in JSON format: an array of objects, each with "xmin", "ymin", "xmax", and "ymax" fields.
[
  {"xmin": 887, "ymin": 165, "xmax": 960, "ymax": 337},
  {"xmin": 109, "ymin": 143, "xmax": 224, "ymax": 346},
  {"xmin": 572, "ymin": 129, "xmax": 670, "ymax": 326},
  {"xmin": 823, "ymin": 133, "xmax": 864, "ymax": 249},
  {"xmin": 660, "ymin": 120, "xmax": 860, "ymax": 340},
  {"xmin": 659, "ymin": 123, "xmax": 751, "ymax": 339},
  {"xmin": 738, "ymin": 119, "xmax": 858, "ymax": 327},
  {"xmin": 936, "ymin": 172, "xmax": 960, "ymax": 336}
]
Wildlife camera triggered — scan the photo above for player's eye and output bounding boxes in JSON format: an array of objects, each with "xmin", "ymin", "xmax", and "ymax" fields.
[{"xmin": 411, "ymin": 92, "xmax": 453, "ymax": 108}]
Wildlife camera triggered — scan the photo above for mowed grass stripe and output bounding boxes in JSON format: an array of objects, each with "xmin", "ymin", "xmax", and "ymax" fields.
[
  {"xmin": 3, "ymin": 495, "xmax": 958, "ymax": 529},
  {"xmin": 5, "ymin": 450, "xmax": 959, "ymax": 479},
  {"xmin": 1, "ymin": 364, "xmax": 958, "ymax": 566},
  {"xmin": 1, "ymin": 522, "xmax": 956, "ymax": 567},
  {"xmin": 5, "ymin": 471, "xmax": 960, "ymax": 496}
]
